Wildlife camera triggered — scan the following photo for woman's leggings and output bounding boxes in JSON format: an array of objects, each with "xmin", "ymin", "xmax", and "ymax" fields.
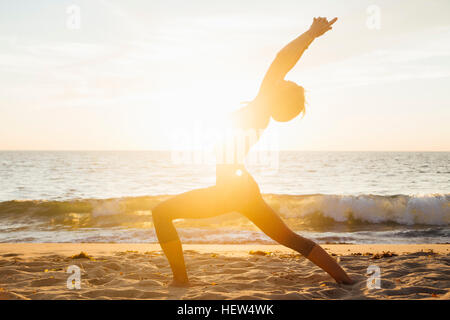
[{"xmin": 152, "ymin": 168, "xmax": 316, "ymax": 257}]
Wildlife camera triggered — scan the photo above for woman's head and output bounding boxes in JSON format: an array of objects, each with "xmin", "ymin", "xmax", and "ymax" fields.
[{"xmin": 269, "ymin": 80, "xmax": 305, "ymax": 122}]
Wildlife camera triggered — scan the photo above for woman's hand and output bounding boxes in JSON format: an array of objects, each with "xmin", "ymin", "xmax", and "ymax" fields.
[{"xmin": 308, "ymin": 17, "xmax": 337, "ymax": 38}]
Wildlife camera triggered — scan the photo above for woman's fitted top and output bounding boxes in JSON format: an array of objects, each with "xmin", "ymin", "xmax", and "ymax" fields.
[{"xmin": 214, "ymin": 103, "xmax": 268, "ymax": 186}]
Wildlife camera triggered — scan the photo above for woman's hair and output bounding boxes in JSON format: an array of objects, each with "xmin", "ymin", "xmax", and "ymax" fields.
[{"xmin": 269, "ymin": 80, "xmax": 305, "ymax": 122}]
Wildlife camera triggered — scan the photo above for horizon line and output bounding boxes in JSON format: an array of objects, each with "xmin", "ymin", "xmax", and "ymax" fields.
[{"xmin": 0, "ymin": 149, "xmax": 449, "ymax": 153}]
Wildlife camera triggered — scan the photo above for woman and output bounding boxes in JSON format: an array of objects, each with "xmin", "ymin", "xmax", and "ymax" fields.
[{"xmin": 153, "ymin": 17, "xmax": 354, "ymax": 286}]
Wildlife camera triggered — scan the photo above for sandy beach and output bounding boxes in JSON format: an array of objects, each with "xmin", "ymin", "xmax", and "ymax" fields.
[{"xmin": 0, "ymin": 243, "xmax": 448, "ymax": 300}]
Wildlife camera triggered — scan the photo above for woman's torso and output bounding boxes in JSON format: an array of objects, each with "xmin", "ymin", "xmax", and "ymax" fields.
[{"xmin": 215, "ymin": 102, "xmax": 269, "ymax": 186}]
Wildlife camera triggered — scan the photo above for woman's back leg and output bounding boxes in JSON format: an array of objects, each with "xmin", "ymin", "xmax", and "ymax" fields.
[
  {"xmin": 242, "ymin": 200, "xmax": 316, "ymax": 257},
  {"xmin": 242, "ymin": 200, "xmax": 353, "ymax": 284}
]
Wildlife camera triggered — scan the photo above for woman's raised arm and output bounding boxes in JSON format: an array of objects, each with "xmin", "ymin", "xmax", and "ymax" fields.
[{"xmin": 258, "ymin": 17, "xmax": 338, "ymax": 95}]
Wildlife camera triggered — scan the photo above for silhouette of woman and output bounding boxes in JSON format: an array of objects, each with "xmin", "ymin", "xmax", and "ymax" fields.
[{"xmin": 152, "ymin": 17, "xmax": 354, "ymax": 286}]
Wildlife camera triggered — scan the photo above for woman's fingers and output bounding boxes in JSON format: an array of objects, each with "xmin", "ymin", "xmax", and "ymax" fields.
[
  {"xmin": 328, "ymin": 17, "xmax": 338, "ymax": 26},
  {"xmin": 311, "ymin": 16, "xmax": 337, "ymax": 36}
]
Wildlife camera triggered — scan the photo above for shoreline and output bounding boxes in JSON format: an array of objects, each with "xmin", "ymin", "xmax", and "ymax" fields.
[{"xmin": 0, "ymin": 243, "xmax": 449, "ymax": 256}]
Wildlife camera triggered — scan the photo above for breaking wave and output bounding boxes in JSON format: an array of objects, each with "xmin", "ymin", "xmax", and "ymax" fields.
[{"xmin": 0, "ymin": 193, "xmax": 448, "ymax": 229}]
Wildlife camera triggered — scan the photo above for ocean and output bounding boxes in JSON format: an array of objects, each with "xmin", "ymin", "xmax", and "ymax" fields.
[{"xmin": 0, "ymin": 151, "xmax": 448, "ymax": 244}]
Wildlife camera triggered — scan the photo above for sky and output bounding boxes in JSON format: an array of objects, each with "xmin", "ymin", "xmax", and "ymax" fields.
[{"xmin": 0, "ymin": 0, "xmax": 449, "ymax": 151}]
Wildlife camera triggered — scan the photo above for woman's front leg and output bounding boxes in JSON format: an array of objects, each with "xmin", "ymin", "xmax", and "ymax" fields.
[
  {"xmin": 152, "ymin": 204, "xmax": 188, "ymax": 286},
  {"xmin": 152, "ymin": 186, "xmax": 228, "ymax": 286},
  {"xmin": 158, "ymin": 239, "xmax": 189, "ymax": 287}
]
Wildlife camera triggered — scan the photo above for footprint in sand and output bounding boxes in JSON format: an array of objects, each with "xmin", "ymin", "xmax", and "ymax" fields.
[
  {"xmin": 227, "ymin": 261, "xmax": 254, "ymax": 268},
  {"xmin": 137, "ymin": 279, "xmax": 163, "ymax": 287},
  {"xmin": 88, "ymin": 276, "xmax": 115, "ymax": 286},
  {"xmin": 87, "ymin": 267, "xmax": 107, "ymax": 278},
  {"xmin": 320, "ymin": 288, "xmax": 349, "ymax": 299},
  {"xmin": 0, "ymin": 291, "xmax": 28, "ymax": 300},
  {"xmin": 221, "ymin": 268, "xmax": 247, "ymax": 275},
  {"xmin": 229, "ymin": 275, "xmax": 253, "ymax": 281},
  {"xmin": 83, "ymin": 288, "xmax": 144, "ymax": 299},
  {"xmin": 29, "ymin": 278, "xmax": 63, "ymax": 287},
  {"xmin": 139, "ymin": 291, "xmax": 167, "ymax": 299},
  {"xmin": 189, "ymin": 292, "xmax": 228, "ymax": 300},
  {"xmin": 102, "ymin": 262, "xmax": 122, "ymax": 271},
  {"xmin": 0, "ymin": 267, "xmax": 27, "ymax": 276},
  {"xmin": 378, "ymin": 286, "xmax": 447, "ymax": 297},
  {"xmin": 1, "ymin": 253, "xmax": 21, "ymax": 258},
  {"xmin": 266, "ymin": 276, "xmax": 296, "ymax": 286}
]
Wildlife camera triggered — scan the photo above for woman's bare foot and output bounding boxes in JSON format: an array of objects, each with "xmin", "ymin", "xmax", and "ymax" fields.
[
  {"xmin": 168, "ymin": 279, "xmax": 190, "ymax": 287},
  {"xmin": 306, "ymin": 245, "xmax": 355, "ymax": 286},
  {"xmin": 338, "ymin": 277, "xmax": 355, "ymax": 285},
  {"xmin": 169, "ymin": 277, "xmax": 210, "ymax": 287}
]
